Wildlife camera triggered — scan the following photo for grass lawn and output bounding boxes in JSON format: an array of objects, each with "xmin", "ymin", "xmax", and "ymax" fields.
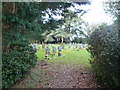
[{"xmin": 36, "ymin": 44, "xmax": 91, "ymax": 67}]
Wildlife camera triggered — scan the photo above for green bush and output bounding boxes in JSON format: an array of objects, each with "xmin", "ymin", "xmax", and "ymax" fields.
[
  {"xmin": 2, "ymin": 35, "xmax": 37, "ymax": 88},
  {"xmin": 88, "ymin": 24, "xmax": 120, "ymax": 87}
]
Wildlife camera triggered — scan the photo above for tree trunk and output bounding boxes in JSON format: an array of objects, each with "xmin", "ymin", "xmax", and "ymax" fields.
[
  {"xmin": 61, "ymin": 35, "xmax": 63, "ymax": 43},
  {"xmin": 12, "ymin": 2, "xmax": 16, "ymax": 14}
]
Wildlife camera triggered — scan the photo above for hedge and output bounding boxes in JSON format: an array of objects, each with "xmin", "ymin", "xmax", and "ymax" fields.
[
  {"xmin": 2, "ymin": 35, "xmax": 37, "ymax": 88},
  {"xmin": 88, "ymin": 24, "xmax": 120, "ymax": 87}
]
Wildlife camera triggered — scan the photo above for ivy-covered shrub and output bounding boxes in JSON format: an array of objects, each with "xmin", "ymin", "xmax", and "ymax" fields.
[
  {"xmin": 2, "ymin": 34, "xmax": 37, "ymax": 88},
  {"xmin": 88, "ymin": 24, "xmax": 120, "ymax": 87}
]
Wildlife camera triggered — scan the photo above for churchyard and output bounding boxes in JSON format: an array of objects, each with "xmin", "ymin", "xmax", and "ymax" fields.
[
  {"xmin": 36, "ymin": 43, "xmax": 89, "ymax": 65},
  {"xmin": 13, "ymin": 43, "xmax": 101, "ymax": 88},
  {"xmin": 3, "ymin": 1, "xmax": 119, "ymax": 88}
]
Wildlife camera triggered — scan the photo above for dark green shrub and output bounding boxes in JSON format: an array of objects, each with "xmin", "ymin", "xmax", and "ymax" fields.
[
  {"xmin": 2, "ymin": 34, "xmax": 37, "ymax": 88},
  {"xmin": 88, "ymin": 24, "xmax": 120, "ymax": 87}
]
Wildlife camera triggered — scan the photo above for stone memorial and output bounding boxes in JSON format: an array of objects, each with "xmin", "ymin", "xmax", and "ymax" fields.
[
  {"xmin": 61, "ymin": 45, "xmax": 64, "ymax": 49},
  {"xmin": 46, "ymin": 47, "xmax": 50, "ymax": 55},
  {"xmin": 52, "ymin": 47, "xmax": 56, "ymax": 53},
  {"xmin": 51, "ymin": 44, "xmax": 54, "ymax": 48},
  {"xmin": 76, "ymin": 44, "xmax": 78, "ymax": 48},
  {"xmin": 46, "ymin": 44, "xmax": 49, "ymax": 48},
  {"xmin": 50, "ymin": 46, "xmax": 56, "ymax": 58},
  {"xmin": 79, "ymin": 44, "xmax": 83, "ymax": 49},
  {"xmin": 58, "ymin": 46, "xmax": 62, "ymax": 52},
  {"xmin": 68, "ymin": 44, "xmax": 71, "ymax": 48},
  {"xmin": 42, "ymin": 43, "xmax": 45, "ymax": 49}
]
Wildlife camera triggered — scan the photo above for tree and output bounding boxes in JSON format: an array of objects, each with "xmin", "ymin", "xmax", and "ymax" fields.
[
  {"xmin": 42, "ymin": 28, "xmax": 73, "ymax": 43},
  {"xmin": 103, "ymin": 1, "xmax": 120, "ymax": 25},
  {"xmin": 88, "ymin": 1, "xmax": 120, "ymax": 87}
]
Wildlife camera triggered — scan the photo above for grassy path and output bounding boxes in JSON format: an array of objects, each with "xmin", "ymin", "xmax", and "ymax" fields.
[{"xmin": 13, "ymin": 45, "xmax": 101, "ymax": 88}]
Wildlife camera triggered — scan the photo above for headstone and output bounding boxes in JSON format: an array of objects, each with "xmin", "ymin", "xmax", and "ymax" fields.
[
  {"xmin": 58, "ymin": 46, "xmax": 61, "ymax": 52},
  {"xmin": 46, "ymin": 48, "xmax": 50, "ymax": 55},
  {"xmin": 46, "ymin": 44, "xmax": 49, "ymax": 48},
  {"xmin": 61, "ymin": 45, "xmax": 64, "ymax": 49},
  {"xmin": 31, "ymin": 43, "xmax": 37, "ymax": 50},
  {"xmin": 79, "ymin": 44, "xmax": 83, "ymax": 49},
  {"xmin": 42, "ymin": 43, "xmax": 45, "ymax": 49},
  {"xmin": 68, "ymin": 44, "xmax": 71, "ymax": 48},
  {"xmin": 52, "ymin": 47, "xmax": 56, "ymax": 53},
  {"xmin": 76, "ymin": 44, "xmax": 78, "ymax": 48},
  {"xmin": 51, "ymin": 44, "xmax": 54, "ymax": 48}
]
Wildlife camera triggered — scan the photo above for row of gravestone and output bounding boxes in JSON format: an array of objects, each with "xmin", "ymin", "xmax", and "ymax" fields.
[
  {"xmin": 30, "ymin": 43, "xmax": 64, "ymax": 53},
  {"xmin": 30, "ymin": 43, "xmax": 88, "ymax": 52},
  {"xmin": 67, "ymin": 43, "xmax": 88, "ymax": 49},
  {"xmin": 46, "ymin": 45, "xmax": 64, "ymax": 54},
  {"xmin": 30, "ymin": 43, "xmax": 88, "ymax": 59}
]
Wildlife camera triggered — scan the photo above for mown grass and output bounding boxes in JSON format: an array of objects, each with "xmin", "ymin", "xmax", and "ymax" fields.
[{"xmin": 36, "ymin": 44, "xmax": 91, "ymax": 67}]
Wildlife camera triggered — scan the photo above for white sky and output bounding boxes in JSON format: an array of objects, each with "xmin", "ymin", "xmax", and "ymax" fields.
[{"xmin": 80, "ymin": 0, "xmax": 114, "ymax": 25}]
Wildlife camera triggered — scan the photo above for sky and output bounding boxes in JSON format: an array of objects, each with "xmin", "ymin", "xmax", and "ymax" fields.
[
  {"xmin": 71, "ymin": 0, "xmax": 114, "ymax": 25},
  {"xmin": 81, "ymin": 0, "xmax": 114, "ymax": 25}
]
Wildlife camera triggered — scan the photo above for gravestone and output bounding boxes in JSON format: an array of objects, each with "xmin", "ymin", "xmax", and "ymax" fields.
[
  {"xmin": 61, "ymin": 45, "xmax": 64, "ymax": 49},
  {"xmin": 51, "ymin": 44, "xmax": 54, "ymax": 48},
  {"xmin": 46, "ymin": 48, "xmax": 50, "ymax": 55},
  {"xmin": 79, "ymin": 44, "xmax": 83, "ymax": 49},
  {"xmin": 76, "ymin": 44, "xmax": 79, "ymax": 48},
  {"xmin": 46, "ymin": 44, "xmax": 49, "ymax": 48},
  {"xmin": 68, "ymin": 44, "xmax": 71, "ymax": 48},
  {"xmin": 52, "ymin": 47, "xmax": 56, "ymax": 53},
  {"xmin": 58, "ymin": 46, "xmax": 62, "ymax": 52},
  {"xmin": 42, "ymin": 43, "xmax": 45, "ymax": 49},
  {"xmin": 31, "ymin": 44, "xmax": 35, "ymax": 50},
  {"xmin": 31, "ymin": 43, "xmax": 37, "ymax": 51},
  {"xmin": 50, "ymin": 46, "xmax": 56, "ymax": 58}
]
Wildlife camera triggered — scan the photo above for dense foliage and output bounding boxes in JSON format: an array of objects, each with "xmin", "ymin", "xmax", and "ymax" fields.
[
  {"xmin": 2, "ymin": 2, "xmax": 72, "ymax": 88},
  {"xmin": 88, "ymin": 2, "xmax": 120, "ymax": 87},
  {"xmin": 88, "ymin": 24, "xmax": 120, "ymax": 87},
  {"xmin": 2, "ymin": 35, "xmax": 37, "ymax": 88}
]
